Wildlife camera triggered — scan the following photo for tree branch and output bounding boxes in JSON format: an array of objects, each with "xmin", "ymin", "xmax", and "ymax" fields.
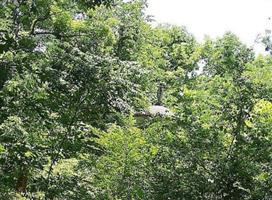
[
  {"xmin": 29, "ymin": 12, "xmax": 51, "ymax": 35},
  {"xmin": 32, "ymin": 31, "xmax": 91, "ymax": 39}
]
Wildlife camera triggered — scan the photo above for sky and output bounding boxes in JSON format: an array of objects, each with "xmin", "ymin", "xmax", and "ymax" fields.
[{"xmin": 146, "ymin": 0, "xmax": 272, "ymax": 53}]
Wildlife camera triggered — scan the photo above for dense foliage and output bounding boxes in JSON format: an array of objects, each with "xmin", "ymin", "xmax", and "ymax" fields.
[{"xmin": 0, "ymin": 0, "xmax": 271, "ymax": 199}]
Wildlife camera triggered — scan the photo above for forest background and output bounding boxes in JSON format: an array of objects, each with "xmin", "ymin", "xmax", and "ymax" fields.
[{"xmin": 0, "ymin": 0, "xmax": 271, "ymax": 199}]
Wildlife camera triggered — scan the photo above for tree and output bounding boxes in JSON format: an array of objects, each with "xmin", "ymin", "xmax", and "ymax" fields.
[
  {"xmin": 0, "ymin": 0, "xmax": 149, "ymax": 198},
  {"xmin": 1, "ymin": 1, "xmax": 271, "ymax": 199}
]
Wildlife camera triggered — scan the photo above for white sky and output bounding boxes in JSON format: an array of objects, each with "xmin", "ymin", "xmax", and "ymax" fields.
[{"xmin": 146, "ymin": 0, "xmax": 272, "ymax": 53}]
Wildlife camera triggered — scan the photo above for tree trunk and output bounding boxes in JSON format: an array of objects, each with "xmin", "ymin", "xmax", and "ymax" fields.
[{"xmin": 15, "ymin": 167, "xmax": 28, "ymax": 193}]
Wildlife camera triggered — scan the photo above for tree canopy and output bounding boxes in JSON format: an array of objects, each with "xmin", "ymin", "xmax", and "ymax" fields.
[{"xmin": 0, "ymin": 0, "xmax": 271, "ymax": 199}]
